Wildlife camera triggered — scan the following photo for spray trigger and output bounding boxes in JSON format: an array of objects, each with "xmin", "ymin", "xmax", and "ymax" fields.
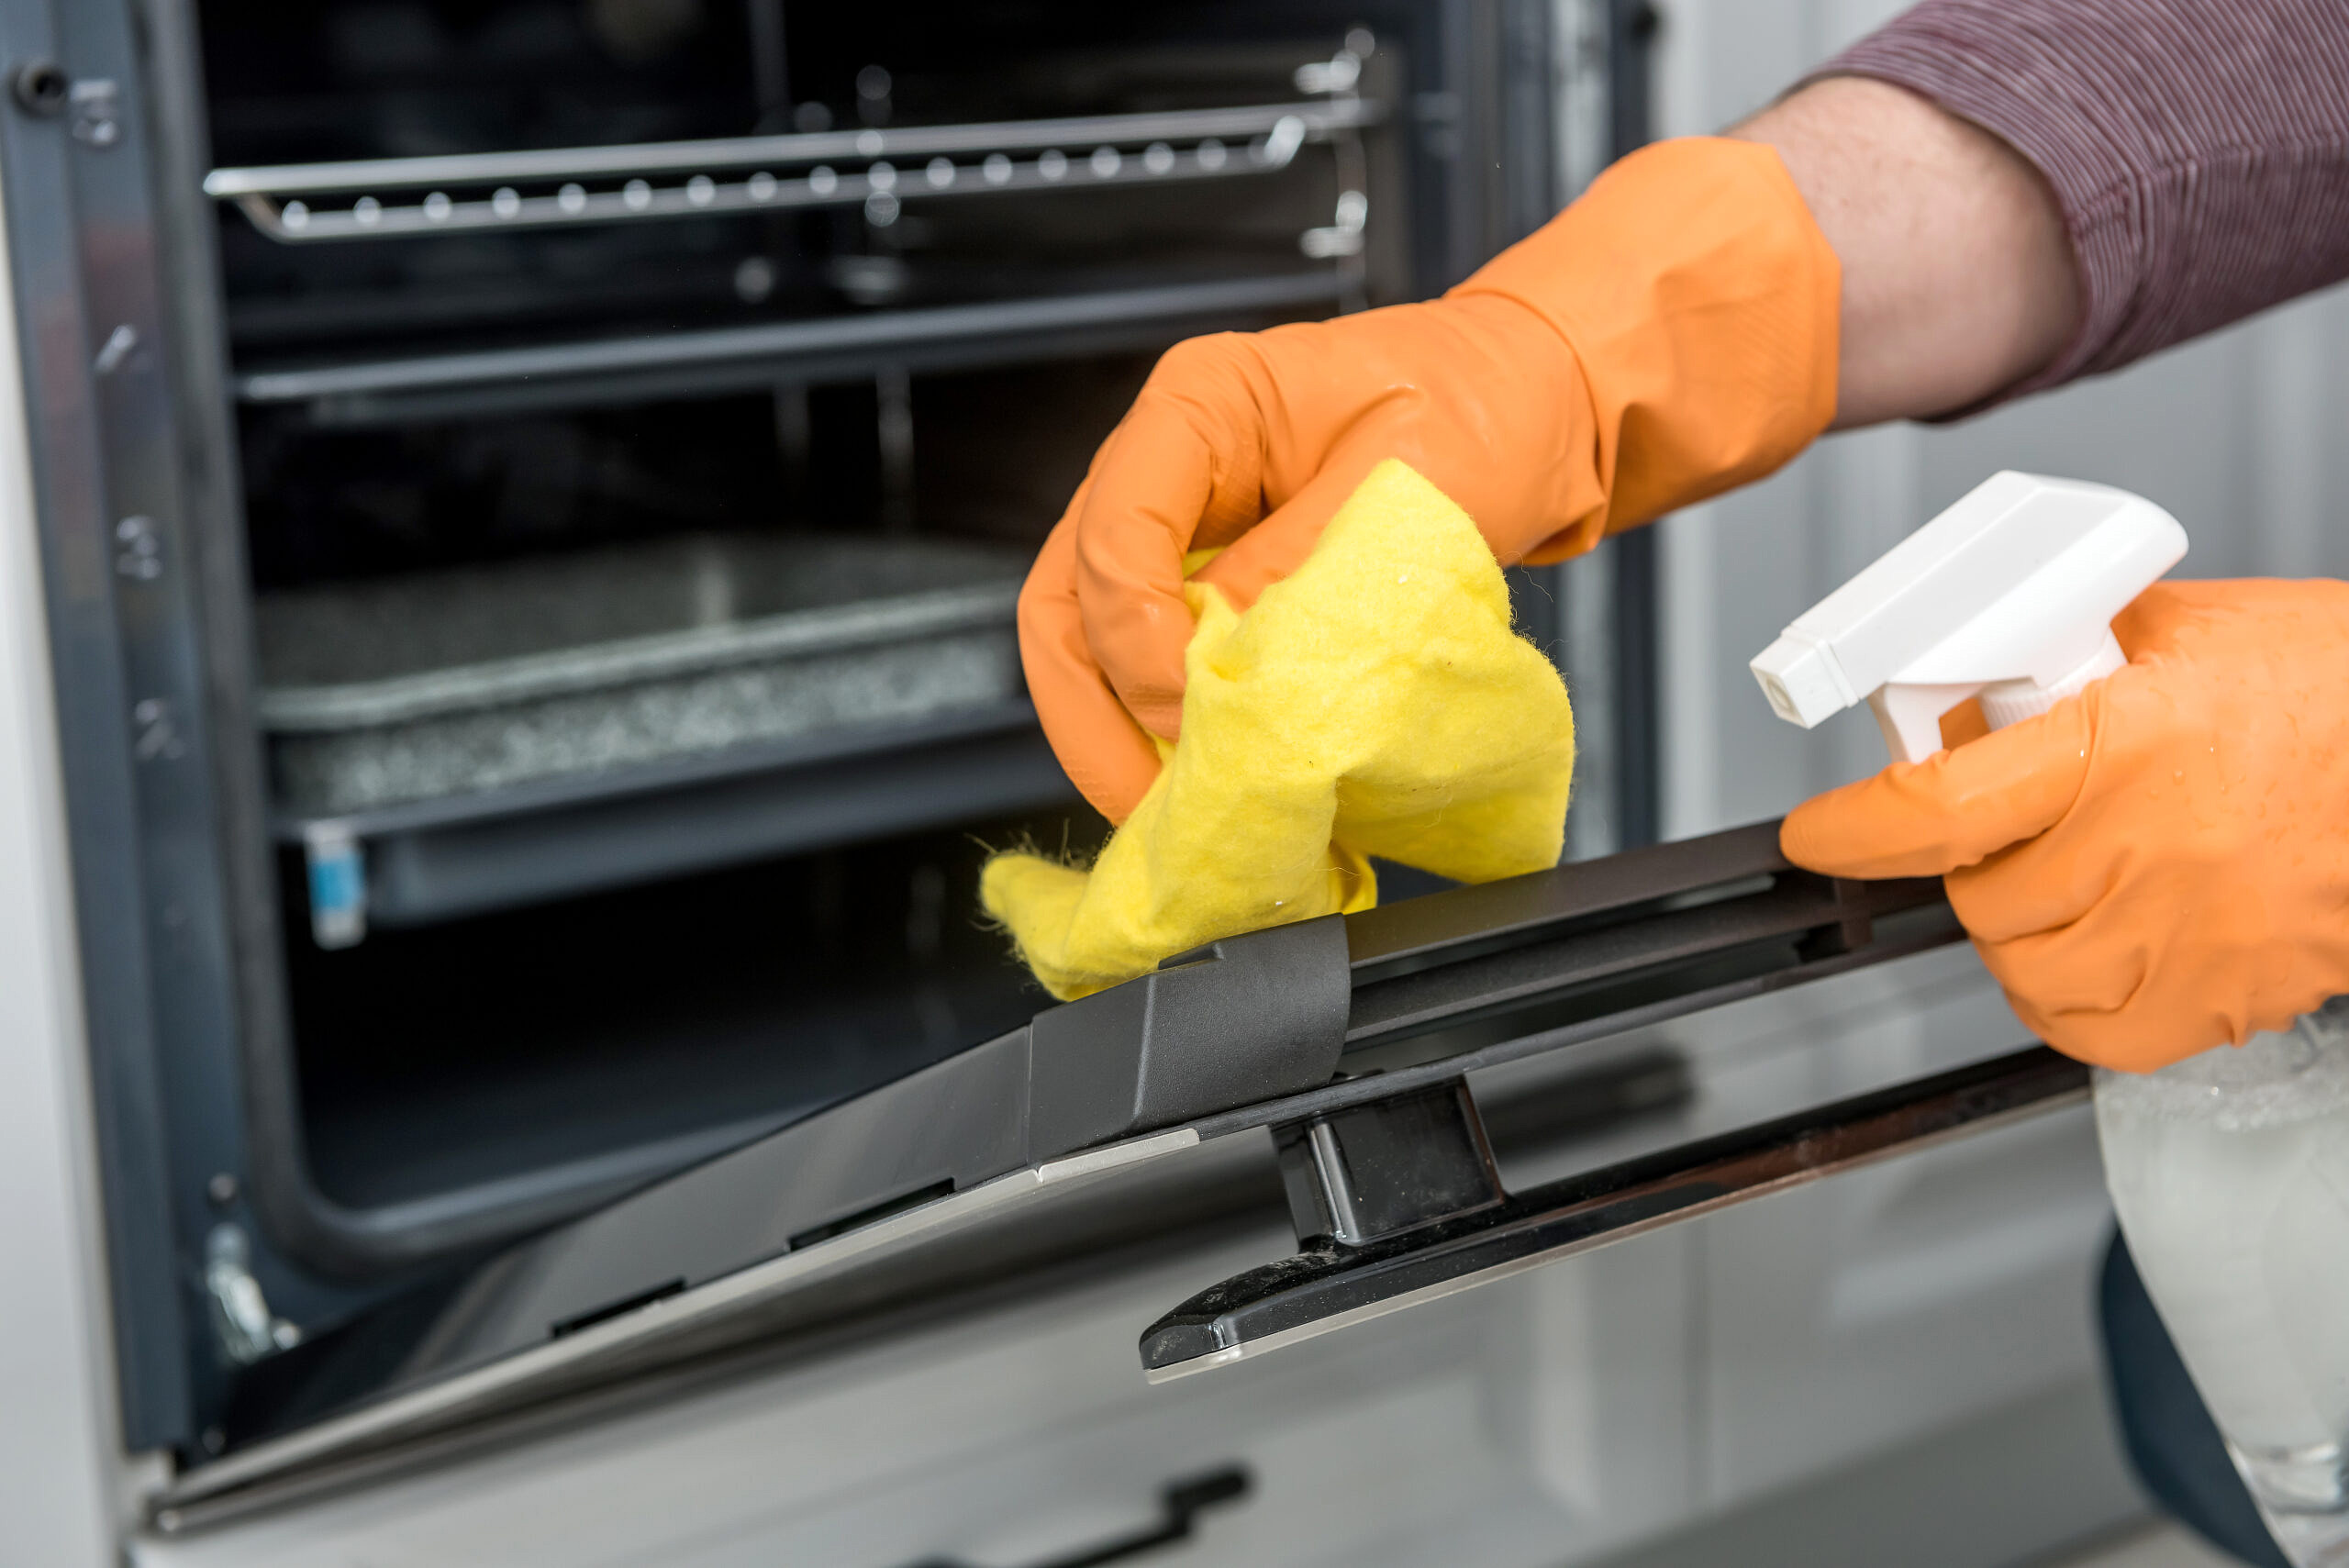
[{"xmin": 1749, "ymin": 471, "xmax": 2187, "ymax": 762}]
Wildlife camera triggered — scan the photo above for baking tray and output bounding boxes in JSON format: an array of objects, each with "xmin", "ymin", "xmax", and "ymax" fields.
[{"xmin": 253, "ymin": 533, "xmax": 1029, "ymax": 817}]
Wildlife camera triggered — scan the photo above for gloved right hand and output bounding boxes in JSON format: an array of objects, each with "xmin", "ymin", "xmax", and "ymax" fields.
[
  {"xmin": 1021, "ymin": 136, "xmax": 1842, "ymax": 821},
  {"xmin": 1783, "ymin": 579, "xmax": 2349, "ymax": 1073}
]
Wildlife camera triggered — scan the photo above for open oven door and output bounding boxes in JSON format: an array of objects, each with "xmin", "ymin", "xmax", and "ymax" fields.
[{"xmin": 147, "ymin": 817, "xmax": 2084, "ymax": 1532}]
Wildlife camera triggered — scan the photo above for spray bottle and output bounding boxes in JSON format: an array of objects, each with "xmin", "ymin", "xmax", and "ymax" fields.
[{"xmin": 1753, "ymin": 471, "xmax": 2349, "ymax": 1565}]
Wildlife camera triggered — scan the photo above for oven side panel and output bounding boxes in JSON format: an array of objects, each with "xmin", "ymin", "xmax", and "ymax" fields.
[
  {"xmin": 0, "ymin": 0, "xmax": 243, "ymax": 1452},
  {"xmin": 0, "ymin": 61, "xmax": 129, "ymax": 1562}
]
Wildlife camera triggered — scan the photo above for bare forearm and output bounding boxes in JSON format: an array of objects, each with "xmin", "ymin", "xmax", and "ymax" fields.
[
  {"xmin": 1734, "ymin": 77, "xmax": 2077, "ymax": 428},
  {"xmin": 1778, "ymin": 0, "xmax": 2349, "ymax": 427}
]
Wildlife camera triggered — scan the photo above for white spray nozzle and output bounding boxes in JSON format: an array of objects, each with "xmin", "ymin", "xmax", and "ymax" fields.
[{"xmin": 1750, "ymin": 472, "xmax": 2188, "ymax": 762}]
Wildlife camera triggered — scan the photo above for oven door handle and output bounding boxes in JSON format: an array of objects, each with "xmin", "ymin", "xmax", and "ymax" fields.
[
  {"xmin": 896, "ymin": 1464, "xmax": 1251, "ymax": 1568},
  {"xmin": 1139, "ymin": 1045, "xmax": 2089, "ymax": 1382}
]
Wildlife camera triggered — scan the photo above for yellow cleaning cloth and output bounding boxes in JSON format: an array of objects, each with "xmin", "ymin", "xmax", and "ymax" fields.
[{"xmin": 984, "ymin": 459, "xmax": 1576, "ymax": 1000}]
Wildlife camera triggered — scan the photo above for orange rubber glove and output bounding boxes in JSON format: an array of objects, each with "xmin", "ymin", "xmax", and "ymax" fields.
[
  {"xmin": 1022, "ymin": 136, "xmax": 1841, "ymax": 821},
  {"xmin": 1782, "ymin": 580, "xmax": 2349, "ymax": 1073}
]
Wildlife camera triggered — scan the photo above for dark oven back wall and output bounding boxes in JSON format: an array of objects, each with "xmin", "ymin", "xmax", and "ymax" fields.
[{"xmin": 198, "ymin": 0, "xmax": 1423, "ymax": 161}]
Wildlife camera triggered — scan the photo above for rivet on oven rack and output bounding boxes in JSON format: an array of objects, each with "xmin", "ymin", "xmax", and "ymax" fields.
[
  {"xmin": 1144, "ymin": 141, "xmax": 1175, "ymax": 175},
  {"xmin": 1295, "ymin": 49, "xmax": 1364, "ymax": 97},
  {"xmin": 492, "ymin": 186, "xmax": 520, "ymax": 218},
  {"xmin": 1090, "ymin": 145, "xmax": 1121, "ymax": 177},
  {"xmin": 282, "ymin": 199, "xmax": 309, "ymax": 231},
  {"xmin": 748, "ymin": 171, "xmax": 777, "ymax": 201},
  {"xmin": 424, "ymin": 190, "xmax": 452, "ymax": 221},
  {"xmin": 734, "ymin": 257, "xmax": 776, "ymax": 304},
  {"xmin": 1257, "ymin": 115, "xmax": 1308, "ymax": 170},
  {"xmin": 809, "ymin": 165, "xmax": 837, "ymax": 196},
  {"xmin": 868, "ymin": 161, "xmax": 896, "ymax": 192},
  {"xmin": 353, "ymin": 195, "xmax": 381, "ymax": 227},
  {"xmin": 556, "ymin": 183, "xmax": 584, "ymax": 215},
  {"xmin": 982, "ymin": 153, "xmax": 1012, "ymax": 186},
  {"xmin": 1302, "ymin": 189, "xmax": 1369, "ymax": 260},
  {"xmin": 1039, "ymin": 149, "xmax": 1068, "ymax": 182},
  {"xmin": 1198, "ymin": 138, "xmax": 1228, "ymax": 172},
  {"xmin": 687, "ymin": 174, "xmax": 716, "ymax": 206},
  {"xmin": 924, "ymin": 157, "xmax": 953, "ymax": 189},
  {"xmin": 856, "ymin": 63, "xmax": 893, "ymax": 126}
]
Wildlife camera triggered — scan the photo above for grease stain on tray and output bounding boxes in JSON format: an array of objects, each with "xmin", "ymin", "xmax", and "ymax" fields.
[{"xmin": 254, "ymin": 532, "xmax": 1028, "ymax": 816}]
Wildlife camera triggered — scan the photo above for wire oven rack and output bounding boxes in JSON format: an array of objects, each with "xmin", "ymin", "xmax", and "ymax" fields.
[{"xmin": 206, "ymin": 83, "xmax": 1379, "ymax": 247}]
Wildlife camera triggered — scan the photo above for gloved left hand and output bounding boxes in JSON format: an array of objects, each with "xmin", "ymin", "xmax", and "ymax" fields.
[
  {"xmin": 1780, "ymin": 578, "xmax": 2349, "ymax": 1073},
  {"xmin": 1019, "ymin": 137, "xmax": 1840, "ymax": 823}
]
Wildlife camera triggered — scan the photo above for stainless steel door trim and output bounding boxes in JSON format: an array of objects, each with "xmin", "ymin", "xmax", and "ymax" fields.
[
  {"xmin": 150, "ymin": 1122, "xmax": 1203, "ymax": 1524},
  {"xmin": 202, "ymin": 98, "xmax": 1381, "ymax": 202}
]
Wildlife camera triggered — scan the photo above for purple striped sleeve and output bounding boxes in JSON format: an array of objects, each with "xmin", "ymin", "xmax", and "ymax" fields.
[{"xmin": 1822, "ymin": 0, "xmax": 2349, "ymax": 398}]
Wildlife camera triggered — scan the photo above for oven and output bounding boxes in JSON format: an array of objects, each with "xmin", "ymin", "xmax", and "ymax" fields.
[
  {"xmin": 8, "ymin": 0, "xmax": 1659, "ymax": 1468},
  {"xmin": 0, "ymin": 5, "xmax": 2157, "ymax": 1559}
]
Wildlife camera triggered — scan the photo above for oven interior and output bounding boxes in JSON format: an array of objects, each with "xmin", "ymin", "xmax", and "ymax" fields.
[{"xmin": 190, "ymin": 0, "xmax": 1464, "ymax": 1276}]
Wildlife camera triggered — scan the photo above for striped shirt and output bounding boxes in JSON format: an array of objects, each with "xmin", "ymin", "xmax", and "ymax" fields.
[{"xmin": 1825, "ymin": 0, "xmax": 2349, "ymax": 399}]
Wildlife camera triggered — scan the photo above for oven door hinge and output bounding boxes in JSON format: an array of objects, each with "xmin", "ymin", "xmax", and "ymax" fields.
[
  {"xmin": 1140, "ymin": 1046, "xmax": 2087, "ymax": 1382},
  {"xmin": 203, "ymin": 1225, "xmax": 302, "ymax": 1365}
]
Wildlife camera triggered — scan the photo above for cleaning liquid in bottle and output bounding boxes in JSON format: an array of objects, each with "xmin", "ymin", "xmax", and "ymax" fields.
[
  {"xmin": 2097, "ymin": 1006, "xmax": 2349, "ymax": 1562},
  {"xmin": 1753, "ymin": 472, "xmax": 2349, "ymax": 1566}
]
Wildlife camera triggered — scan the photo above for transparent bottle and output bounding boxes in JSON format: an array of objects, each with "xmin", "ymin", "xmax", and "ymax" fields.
[{"xmin": 2095, "ymin": 999, "xmax": 2349, "ymax": 1566}]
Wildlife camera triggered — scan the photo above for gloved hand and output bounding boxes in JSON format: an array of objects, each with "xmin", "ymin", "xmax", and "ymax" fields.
[
  {"xmin": 1782, "ymin": 579, "xmax": 2349, "ymax": 1073},
  {"xmin": 1023, "ymin": 136, "xmax": 1841, "ymax": 821}
]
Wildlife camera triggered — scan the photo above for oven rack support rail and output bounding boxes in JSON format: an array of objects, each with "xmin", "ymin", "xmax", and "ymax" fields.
[
  {"xmin": 230, "ymin": 272, "xmax": 1354, "ymax": 425},
  {"xmin": 148, "ymin": 820, "xmax": 2090, "ymax": 1532},
  {"xmin": 204, "ymin": 95, "xmax": 1382, "ymax": 245}
]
